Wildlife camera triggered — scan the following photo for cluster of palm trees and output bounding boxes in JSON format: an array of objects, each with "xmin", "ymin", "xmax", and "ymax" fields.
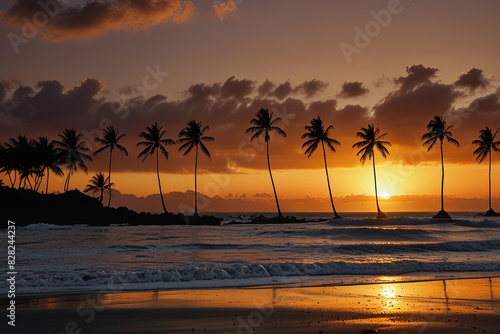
[{"xmin": 1, "ymin": 109, "xmax": 499, "ymax": 218}]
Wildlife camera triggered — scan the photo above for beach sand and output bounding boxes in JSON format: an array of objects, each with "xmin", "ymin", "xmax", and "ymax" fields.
[{"xmin": 3, "ymin": 277, "xmax": 499, "ymax": 333}]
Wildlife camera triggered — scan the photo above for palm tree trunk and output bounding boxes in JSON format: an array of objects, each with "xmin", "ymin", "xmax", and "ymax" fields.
[
  {"xmin": 489, "ymin": 150, "xmax": 492, "ymax": 211},
  {"xmin": 45, "ymin": 166, "xmax": 50, "ymax": 194},
  {"xmin": 107, "ymin": 149, "xmax": 113, "ymax": 207},
  {"xmin": 156, "ymin": 149, "xmax": 167, "ymax": 214},
  {"xmin": 372, "ymin": 154, "xmax": 386, "ymax": 218},
  {"xmin": 322, "ymin": 142, "xmax": 341, "ymax": 219},
  {"xmin": 194, "ymin": 145, "xmax": 198, "ymax": 216},
  {"xmin": 267, "ymin": 141, "xmax": 282, "ymax": 218},
  {"xmin": 440, "ymin": 140, "xmax": 445, "ymax": 212},
  {"xmin": 64, "ymin": 167, "xmax": 71, "ymax": 192},
  {"xmin": 99, "ymin": 189, "xmax": 103, "ymax": 203}
]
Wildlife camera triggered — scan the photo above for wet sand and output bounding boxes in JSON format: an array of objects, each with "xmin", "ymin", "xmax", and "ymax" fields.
[{"xmin": 2, "ymin": 277, "xmax": 499, "ymax": 333}]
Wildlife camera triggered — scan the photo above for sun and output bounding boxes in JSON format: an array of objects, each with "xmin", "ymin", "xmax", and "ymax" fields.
[{"xmin": 380, "ymin": 191, "xmax": 391, "ymax": 199}]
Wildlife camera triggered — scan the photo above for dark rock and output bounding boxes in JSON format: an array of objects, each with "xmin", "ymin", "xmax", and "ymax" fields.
[
  {"xmin": 0, "ymin": 187, "xmax": 222, "ymax": 226},
  {"xmin": 432, "ymin": 210, "xmax": 452, "ymax": 219}
]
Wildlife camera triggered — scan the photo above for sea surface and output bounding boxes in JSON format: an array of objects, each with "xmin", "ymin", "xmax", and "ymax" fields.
[{"xmin": 2, "ymin": 212, "xmax": 500, "ymax": 296}]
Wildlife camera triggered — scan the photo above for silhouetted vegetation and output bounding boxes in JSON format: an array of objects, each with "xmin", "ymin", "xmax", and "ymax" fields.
[
  {"xmin": 473, "ymin": 127, "xmax": 500, "ymax": 216},
  {"xmin": 84, "ymin": 173, "xmax": 113, "ymax": 203},
  {"xmin": 137, "ymin": 122, "xmax": 175, "ymax": 214},
  {"xmin": 54, "ymin": 128, "xmax": 92, "ymax": 192},
  {"xmin": 353, "ymin": 124, "xmax": 391, "ymax": 219},
  {"xmin": 1, "ymin": 110, "xmax": 499, "ymax": 222},
  {"xmin": 247, "ymin": 108, "xmax": 286, "ymax": 218},
  {"xmin": 94, "ymin": 126, "xmax": 128, "ymax": 207},
  {"xmin": 302, "ymin": 116, "xmax": 342, "ymax": 219},
  {"xmin": 178, "ymin": 120, "xmax": 214, "ymax": 216},
  {"xmin": 422, "ymin": 116, "xmax": 459, "ymax": 219}
]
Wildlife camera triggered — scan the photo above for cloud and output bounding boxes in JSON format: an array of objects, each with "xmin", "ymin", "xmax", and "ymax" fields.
[
  {"xmin": 211, "ymin": 1, "xmax": 239, "ymax": 21},
  {"xmin": 220, "ymin": 76, "xmax": 255, "ymax": 101},
  {"xmin": 270, "ymin": 81, "xmax": 293, "ymax": 100},
  {"xmin": 257, "ymin": 80, "xmax": 275, "ymax": 97},
  {"xmin": 337, "ymin": 81, "xmax": 369, "ymax": 98},
  {"xmin": 454, "ymin": 68, "xmax": 490, "ymax": 91},
  {"xmin": 293, "ymin": 79, "xmax": 328, "ymax": 98},
  {"xmin": 0, "ymin": 78, "xmax": 105, "ymax": 129},
  {"xmin": 395, "ymin": 64, "xmax": 439, "ymax": 91},
  {"xmin": 1, "ymin": 0, "xmax": 196, "ymax": 42}
]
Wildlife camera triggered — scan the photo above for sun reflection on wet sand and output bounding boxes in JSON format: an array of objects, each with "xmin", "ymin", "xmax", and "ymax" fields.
[{"xmin": 6, "ymin": 277, "xmax": 499, "ymax": 334}]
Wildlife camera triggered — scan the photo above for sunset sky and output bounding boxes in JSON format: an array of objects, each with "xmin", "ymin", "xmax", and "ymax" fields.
[{"xmin": 1, "ymin": 0, "xmax": 500, "ymax": 212}]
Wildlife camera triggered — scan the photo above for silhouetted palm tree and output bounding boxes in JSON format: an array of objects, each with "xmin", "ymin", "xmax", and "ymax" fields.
[
  {"xmin": 4, "ymin": 135, "xmax": 33, "ymax": 189},
  {"xmin": 84, "ymin": 173, "xmax": 113, "ymax": 203},
  {"xmin": 54, "ymin": 128, "xmax": 92, "ymax": 192},
  {"xmin": 302, "ymin": 116, "xmax": 342, "ymax": 219},
  {"xmin": 178, "ymin": 120, "xmax": 214, "ymax": 216},
  {"xmin": 0, "ymin": 142, "xmax": 16, "ymax": 188},
  {"xmin": 94, "ymin": 126, "xmax": 128, "ymax": 207},
  {"xmin": 246, "ymin": 108, "xmax": 286, "ymax": 218},
  {"xmin": 473, "ymin": 127, "xmax": 500, "ymax": 215},
  {"xmin": 353, "ymin": 124, "xmax": 391, "ymax": 219},
  {"xmin": 422, "ymin": 116, "xmax": 459, "ymax": 218},
  {"xmin": 33, "ymin": 136, "xmax": 63, "ymax": 194},
  {"xmin": 137, "ymin": 122, "xmax": 175, "ymax": 214}
]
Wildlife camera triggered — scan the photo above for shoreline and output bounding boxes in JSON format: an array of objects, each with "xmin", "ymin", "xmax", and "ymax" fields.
[
  {"xmin": 6, "ymin": 272, "xmax": 500, "ymax": 299},
  {"xmin": 2, "ymin": 277, "xmax": 498, "ymax": 333}
]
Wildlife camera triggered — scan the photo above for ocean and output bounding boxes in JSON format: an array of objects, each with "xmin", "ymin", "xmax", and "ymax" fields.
[{"xmin": 3, "ymin": 212, "xmax": 500, "ymax": 296}]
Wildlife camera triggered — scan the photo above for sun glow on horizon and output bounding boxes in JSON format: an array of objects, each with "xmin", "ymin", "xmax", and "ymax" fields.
[{"xmin": 380, "ymin": 191, "xmax": 391, "ymax": 199}]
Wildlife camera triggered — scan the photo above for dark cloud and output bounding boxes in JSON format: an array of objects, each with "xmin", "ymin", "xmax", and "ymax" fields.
[
  {"xmin": 454, "ymin": 68, "xmax": 489, "ymax": 91},
  {"xmin": 257, "ymin": 80, "xmax": 275, "ymax": 97},
  {"xmin": 0, "ymin": 77, "xmax": 105, "ymax": 129},
  {"xmin": 270, "ymin": 81, "xmax": 293, "ymax": 100},
  {"xmin": 220, "ymin": 76, "xmax": 255, "ymax": 101},
  {"xmin": 467, "ymin": 93, "xmax": 500, "ymax": 113},
  {"xmin": 1, "ymin": 0, "xmax": 196, "ymax": 42},
  {"xmin": 395, "ymin": 64, "xmax": 439, "ymax": 91},
  {"xmin": 293, "ymin": 79, "xmax": 328, "ymax": 98},
  {"xmin": 307, "ymin": 99, "xmax": 337, "ymax": 115},
  {"xmin": 337, "ymin": 81, "xmax": 369, "ymax": 98}
]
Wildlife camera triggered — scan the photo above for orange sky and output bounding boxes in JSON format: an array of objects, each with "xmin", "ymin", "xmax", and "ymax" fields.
[{"xmin": 1, "ymin": 0, "xmax": 500, "ymax": 212}]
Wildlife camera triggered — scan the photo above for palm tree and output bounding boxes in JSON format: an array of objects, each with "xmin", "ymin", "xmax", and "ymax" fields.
[
  {"xmin": 4, "ymin": 135, "xmax": 33, "ymax": 189},
  {"xmin": 246, "ymin": 108, "xmax": 286, "ymax": 218},
  {"xmin": 472, "ymin": 127, "xmax": 500, "ymax": 216},
  {"xmin": 33, "ymin": 136, "xmax": 63, "ymax": 194},
  {"xmin": 54, "ymin": 128, "xmax": 92, "ymax": 192},
  {"xmin": 94, "ymin": 126, "xmax": 128, "ymax": 207},
  {"xmin": 353, "ymin": 124, "xmax": 391, "ymax": 219},
  {"xmin": 137, "ymin": 122, "xmax": 175, "ymax": 214},
  {"xmin": 84, "ymin": 173, "xmax": 113, "ymax": 203},
  {"xmin": 422, "ymin": 116, "xmax": 459, "ymax": 219},
  {"xmin": 302, "ymin": 116, "xmax": 342, "ymax": 219},
  {"xmin": 178, "ymin": 120, "xmax": 214, "ymax": 216}
]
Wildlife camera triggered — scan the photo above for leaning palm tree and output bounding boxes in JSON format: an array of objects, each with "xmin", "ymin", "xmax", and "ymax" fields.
[
  {"xmin": 302, "ymin": 116, "xmax": 342, "ymax": 219},
  {"xmin": 33, "ymin": 136, "xmax": 63, "ymax": 194},
  {"xmin": 422, "ymin": 116, "xmax": 459, "ymax": 219},
  {"xmin": 472, "ymin": 127, "xmax": 500, "ymax": 216},
  {"xmin": 84, "ymin": 173, "xmax": 113, "ymax": 204},
  {"xmin": 54, "ymin": 129, "xmax": 92, "ymax": 192},
  {"xmin": 246, "ymin": 108, "xmax": 286, "ymax": 218},
  {"xmin": 353, "ymin": 124, "xmax": 391, "ymax": 219},
  {"xmin": 94, "ymin": 126, "xmax": 128, "ymax": 207},
  {"xmin": 177, "ymin": 120, "xmax": 214, "ymax": 216},
  {"xmin": 137, "ymin": 122, "xmax": 175, "ymax": 214}
]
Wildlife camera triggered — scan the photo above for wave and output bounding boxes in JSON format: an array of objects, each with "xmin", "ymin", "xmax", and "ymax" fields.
[
  {"xmin": 327, "ymin": 217, "xmax": 500, "ymax": 228},
  {"xmin": 18, "ymin": 223, "xmax": 73, "ymax": 230},
  {"xmin": 257, "ymin": 227, "xmax": 438, "ymax": 241},
  {"xmin": 14, "ymin": 260, "xmax": 500, "ymax": 290},
  {"xmin": 105, "ymin": 239, "xmax": 500, "ymax": 254}
]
